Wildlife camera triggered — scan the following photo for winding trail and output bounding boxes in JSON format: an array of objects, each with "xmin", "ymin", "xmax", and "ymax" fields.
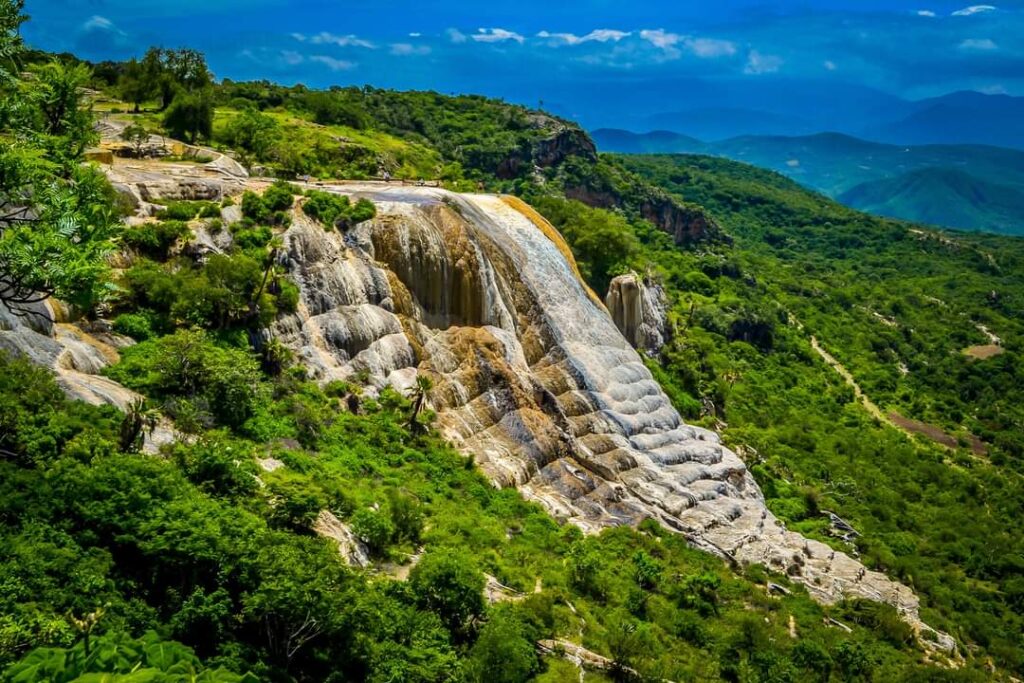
[{"xmin": 808, "ymin": 336, "xmax": 888, "ymax": 422}]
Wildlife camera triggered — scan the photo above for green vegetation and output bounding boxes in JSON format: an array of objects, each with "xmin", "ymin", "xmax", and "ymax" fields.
[
  {"xmin": 0, "ymin": 346, "xmax": 977, "ymax": 681},
  {"xmin": 0, "ymin": 13, "xmax": 119, "ymax": 313},
  {"xmin": 839, "ymin": 167, "xmax": 1024, "ymax": 235},
  {"xmin": 591, "ymin": 130, "xmax": 1024, "ymax": 235},
  {"xmin": 3, "ymin": 6, "xmax": 1024, "ymax": 679},
  {"xmin": 301, "ymin": 189, "xmax": 376, "ymax": 230}
]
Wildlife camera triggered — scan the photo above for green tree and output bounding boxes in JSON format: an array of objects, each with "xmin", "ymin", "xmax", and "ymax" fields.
[
  {"xmin": 408, "ymin": 548, "xmax": 485, "ymax": 634},
  {"xmin": 117, "ymin": 58, "xmax": 155, "ymax": 113},
  {"xmin": 0, "ymin": 6, "xmax": 117, "ymax": 316},
  {"xmin": 350, "ymin": 507, "xmax": 394, "ymax": 555},
  {"xmin": 24, "ymin": 60, "xmax": 97, "ymax": 171},
  {"xmin": 163, "ymin": 91, "xmax": 213, "ymax": 144},
  {"xmin": 120, "ymin": 121, "xmax": 149, "ymax": 156},
  {"xmin": 467, "ymin": 609, "xmax": 538, "ymax": 683},
  {"xmin": 221, "ymin": 107, "xmax": 279, "ymax": 165},
  {"xmin": 0, "ymin": 0, "xmax": 25, "ymax": 87}
]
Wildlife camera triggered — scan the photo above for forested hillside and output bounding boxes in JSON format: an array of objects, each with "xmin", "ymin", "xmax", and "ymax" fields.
[{"xmin": 1, "ymin": 3, "xmax": 1023, "ymax": 680}]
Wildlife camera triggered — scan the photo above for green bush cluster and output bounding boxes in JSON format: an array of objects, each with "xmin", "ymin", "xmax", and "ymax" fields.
[
  {"xmin": 121, "ymin": 220, "xmax": 190, "ymax": 260},
  {"xmin": 118, "ymin": 253, "xmax": 291, "ymax": 331},
  {"xmin": 240, "ymin": 181, "xmax": 295, "ymax": 226},
  {"xmin": 105, "ymin": 328, "xmax": 265, "ymax": 430},
  {"xmin": 156, "ymin": 200, "xmax": 221, "ymax": 221},
  {"xmin": 301, "ymin": 190, "xmax": 376, "ymax": 230}
]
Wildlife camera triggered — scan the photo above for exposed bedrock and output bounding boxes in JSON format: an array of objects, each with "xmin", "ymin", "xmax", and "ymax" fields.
[{"xmin": 270, "ymin": 182, "xmax": 954, "ymax": 652}]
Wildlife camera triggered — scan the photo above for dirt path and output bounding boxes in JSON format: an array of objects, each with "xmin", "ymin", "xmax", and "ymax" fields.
[
  {"xmin": 808, "ymin": 334, "xmax": 987, "ymax": 455},
  {"xmin": 809, "ymin": 336, "xmax": 887, "ymax": 422}
]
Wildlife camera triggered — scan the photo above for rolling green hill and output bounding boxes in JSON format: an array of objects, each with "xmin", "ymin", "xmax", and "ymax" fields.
[{"xmin": 839, "ymin": 167, "xmax": 1024, "ymax": 235}]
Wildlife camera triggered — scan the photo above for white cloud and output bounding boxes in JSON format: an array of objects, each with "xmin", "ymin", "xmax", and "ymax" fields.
[
  {"xmin": 959, "ymin": 37, "xmax": 998, "ymax": 49},
  {"xmin": 472, "ymin": 28, "xmax": 525, "ymax": 44},
  {"xmin": 310, "ymin": 55, "xmax": 356, "ymax": 71},
  {"xmin": 391, "ymin": 43, "xmax": 431, "ymax": 56},
  {"xmin": 536, "ymin": 29, "xmax": 631, "ymax": 45},
  {"xmin": 446, "ymin": 28, "xmax": 468, "ymax": 44},
  {"xmin": 917, "ymin": 9, "xmax": 937, "ymax": 16},
  {"xmin": 639, "ymin": 29, "xmax": 735, "ymax": 59},
  {"xmin": 299, "ymin": 32, "xmax": 375, "ymax": 49},
  {"xmin": 685, "ymin": 37, "xmax": 737, "ymax": 58},
  {"xmin": 82, "ymin": 14, "xmax": 128, "ymax": 37},
  {"xmin": 951, "ymin": 5, "xmax": 996, "ymax": 16},
  {"xmin": 639, "ymin": 28, "xmax": 680, "ymax": 50},
  {"xmin": 824, "ymin": 60, "xmax": 837, "ymax": 71},
  {"xmin": 979, "ymin": 84, "xmax": 1007, "ymax": 94},
  {"xmin": 279, "ymin": 50, "xmax": 305, "ymax": 66},
  {"xmin": 744, "ymin": 50, "xmax": 783, "ymax": 75},
  {"xmin": 408, "ymin": 32, "xmax": 422, "ymax": 38},
  {"xmin": 82, "ymin": 15, "xmax": 115, "ymax": 31}
]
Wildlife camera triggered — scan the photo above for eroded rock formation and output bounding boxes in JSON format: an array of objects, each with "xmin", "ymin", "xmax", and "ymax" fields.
[
  {"xmin": 265, "ymin": 182, "xmax": 951, "ymax": 651},
  {"xmin": 28, "ymin": 137, "xmax": 951, "ymax": 652},
  {"xmin": 605, "ymin": 273, "xmax": 669, "ymax": 355}
]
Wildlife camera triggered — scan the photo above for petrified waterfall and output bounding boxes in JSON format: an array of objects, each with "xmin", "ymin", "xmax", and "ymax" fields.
[
  {"xmin": 269, "ymin": 182, "xmax": 951, "ymax": 649},
  {"xmin": 605, "ymin": 272, "xmax": 669, "ymax": 355}
]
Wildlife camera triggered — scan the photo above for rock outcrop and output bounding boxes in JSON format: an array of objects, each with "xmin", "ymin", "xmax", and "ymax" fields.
[
  {"xmin": 605, "ymin": 273, "xmax": 669, "ymax": 355},
  {"xmin": 266, "ymin": 181, "xmax": 951, "ymax": 652},
  {"xmin": 495, "ymin": 116, "xmax": 597, "ymax": 180}
]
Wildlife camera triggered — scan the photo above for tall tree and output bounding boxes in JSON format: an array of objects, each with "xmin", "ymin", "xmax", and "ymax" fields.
[
  {"xmin": 117, "ymin": 57, "xmax": 155, "ymax": 113},
  {"xmin": 0, "ymin": 0, "xmax": 118, "ymax": 316},
  {"xmin": 162, "ymin": 90, "xmax": 213, "ymax": 144}
]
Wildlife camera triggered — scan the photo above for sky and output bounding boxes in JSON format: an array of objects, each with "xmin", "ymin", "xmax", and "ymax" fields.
[{"xmin": 20, "ymin": 1, "xmax": 1024, "ymax": 128}]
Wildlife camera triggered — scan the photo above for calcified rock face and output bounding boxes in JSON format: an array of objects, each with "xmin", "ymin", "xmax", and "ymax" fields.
[
  {"xmin": 0, "ymin": 299, "xmax": 139, "ymax": 410},
  {"xmin": 605, "ymin": 273, "xmax": 668, "ymax": 355},
  {"xmin": 272, "ymin": 182, "xmax": 952, "ymax": 651}
]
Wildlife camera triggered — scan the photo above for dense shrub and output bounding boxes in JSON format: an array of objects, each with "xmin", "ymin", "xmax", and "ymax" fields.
[
  {"xmin": 105, "ymin": 328, "xmax": 265, "ymax": 429},
  {"xmin": 302, "ymin": 190, "xmax": 376, "ymax": 230},
  {"xmin": 121, "ymin": 220, "xmax": 190, "ymax": 259}
]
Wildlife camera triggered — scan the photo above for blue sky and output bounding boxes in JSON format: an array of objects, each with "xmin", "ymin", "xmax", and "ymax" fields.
[{"xmin": 21, "ymin": 1, "xmax": 1024, "ymax": 126}]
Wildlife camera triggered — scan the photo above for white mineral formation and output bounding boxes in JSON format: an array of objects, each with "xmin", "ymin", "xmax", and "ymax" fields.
[
  {"xmin": 265, "ymin": 182, "xmax": 951, "ymax": 651},
  {"xmin": 83, "ymin": 139, "xmax": 954, "ymax": 652}
]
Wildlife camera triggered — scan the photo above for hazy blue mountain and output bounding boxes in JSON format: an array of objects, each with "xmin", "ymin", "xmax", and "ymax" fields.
[
  {"xmin": 579, "ymin": 87, "xmax": 1024, "ymax": 151},
  {"xmin": 863, "ymin": 91, "xmax": 1024, "ymax": 150},
  {"xmin": 638, "ymin": 107, "xmax": 815, "ymax": 141},
  {"xmin": 591, "ymin": 129, "xmax": 705, "ymax": 154},
  {"xmin": 839, "ymin": 167, "xmax": 1024, "ymax": 235}
]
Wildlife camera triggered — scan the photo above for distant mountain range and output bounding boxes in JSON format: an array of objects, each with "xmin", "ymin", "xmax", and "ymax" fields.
[
  {"xmin": 592, "ymin": 129, "xmax": 1024, "ymax": 235},
  {"xmin": 574, "ymin": 89, "xmax": 1024, "ymax": 151}
]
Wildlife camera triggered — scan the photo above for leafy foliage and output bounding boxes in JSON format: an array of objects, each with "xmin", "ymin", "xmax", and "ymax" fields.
[
  {"xmin": 302, "ymin": 190, "xmax": 376, "ymax": 230},
  {"xmin": 0, "ymin": 18, "xmax": 118, "ymax": 314}
]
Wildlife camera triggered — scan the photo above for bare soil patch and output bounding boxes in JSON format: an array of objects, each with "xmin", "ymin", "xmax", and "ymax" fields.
[
  {"xmin": 887, "ymin": 412, "xmax": 988, "ymax": 455},
  {"xmin": 962, "ymin": 344, "xmax": 1004, "ymax": 360}
]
